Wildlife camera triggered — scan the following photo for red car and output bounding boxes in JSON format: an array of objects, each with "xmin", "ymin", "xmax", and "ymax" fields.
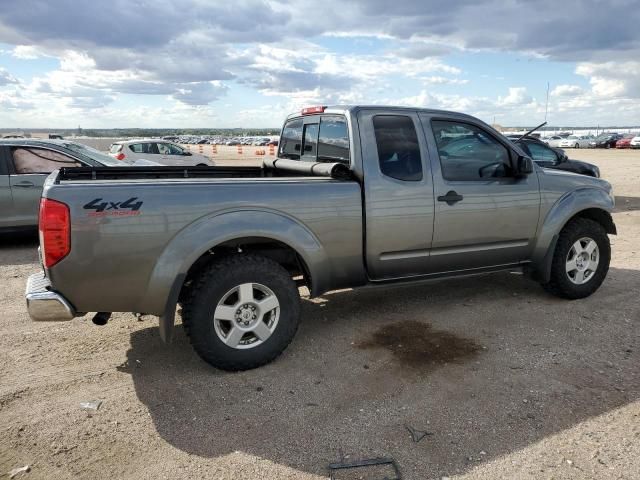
[{"xmin": 615, "ymin": 134, "xmax": 634, "ymax": 148}]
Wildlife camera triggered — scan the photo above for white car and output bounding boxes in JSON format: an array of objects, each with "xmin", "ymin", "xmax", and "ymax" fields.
[
  {"xmin": 109, "ymin": 139, "xmax": 214, "ymax": 166},
  {"xmin": 543, "ymin": 135, "xmax": 564, "ymax": 148},
  {"xmin": 558, "ymin": 135, "xmax": 592, "ymax": 149},
  {"xmin": 630, "ymin": 136, "xmax": 640, "ymax": 149}
]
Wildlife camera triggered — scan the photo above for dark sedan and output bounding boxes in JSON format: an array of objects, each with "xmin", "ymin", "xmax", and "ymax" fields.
[
  {"xmin": 590, "ymin": 133, "xmax": 622, "ymax": 149},
  {"xmin": 506, "ymin": 136, "xmax": 600, "ymax": 177}
]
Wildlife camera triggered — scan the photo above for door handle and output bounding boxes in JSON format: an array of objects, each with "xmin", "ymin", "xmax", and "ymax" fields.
[
  {"xmin": 14, "ymin": 181, "xmax": 35, "ymax": 188},
  {"xmin": 437, "ymin": 190, "xmax": 464, "ymax": 205}
]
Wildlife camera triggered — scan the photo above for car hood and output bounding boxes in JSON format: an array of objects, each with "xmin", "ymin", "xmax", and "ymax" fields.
[{"xmin": 538, "ymin": 165, "xmax": 612, "ymax": 195}]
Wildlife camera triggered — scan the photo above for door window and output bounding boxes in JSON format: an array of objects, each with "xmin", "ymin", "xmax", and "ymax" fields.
[
  {"xmin": 317, "ymin": 115, "xmax": 349, "ymax": 164},
  {"xmin": 129, "ymin": 143, "xmax": 158, "ymax": 154},
  {"xmin": 373, "ymin": 115, "xmax": 422, "ymax": 181},
  {"xmin": 432, "ymin": 120, "xmax": 511, "ymax": 181},
  {"xmin": 11, "ymin": 148, "xmax": 81, "ymax": 174},
  {"xmin": 525, "ymin": 142, "xmax": 558, "ymax": 164},
  {"xmin": 157, "ymin": 143, "xmax": 182, "ymax": 155}
]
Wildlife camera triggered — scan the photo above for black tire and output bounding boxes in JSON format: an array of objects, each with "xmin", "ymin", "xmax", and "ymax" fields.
[
  {"xmin": 541, "ymin": 218, "xmax": 610, "ymax": 299},
  {"xmin": 196, "ymin": 163, "xmax": 207, "ymax": 167},
  {"xmin": 181, "ymin": 254, "xmax": 300, "ymax": 371},
  {"xmin": 575, "ymin": 143, "xmax": 579, "ymax": 149}
]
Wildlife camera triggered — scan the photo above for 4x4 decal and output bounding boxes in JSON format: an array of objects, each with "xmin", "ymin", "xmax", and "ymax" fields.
[{"xmin": 83, "ymin": 197, "xmax": 143, "ymax": 217}]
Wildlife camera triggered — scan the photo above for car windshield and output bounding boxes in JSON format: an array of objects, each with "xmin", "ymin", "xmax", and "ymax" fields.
[{"xmin": 62, "ymin": 142, "xmax": 118, "ymax": 166}]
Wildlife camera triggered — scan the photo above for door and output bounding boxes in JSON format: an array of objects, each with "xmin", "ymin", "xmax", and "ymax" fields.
[
  {"xmin": 421, "ymin": 115, "xmax": 540, "ymax": 272},
  {"xmin": 8, "ymin": 146, "xmax": 81, "ymax": 226},
  {"xmin": 360, "ymin": 109, "xmax": 435, "ymax": 280},
  {"xmin": 0, "ymin": 147, "xmax": 14, "ymax": 228}
]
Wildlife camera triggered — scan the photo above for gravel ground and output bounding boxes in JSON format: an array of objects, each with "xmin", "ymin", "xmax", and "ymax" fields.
[{"xmin": 1, "ymin": 149, "xmax": 638, "ymax": 480}]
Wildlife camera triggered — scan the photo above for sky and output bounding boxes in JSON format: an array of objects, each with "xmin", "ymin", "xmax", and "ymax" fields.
[{"xmin": 0, "ymin": 0, "xmax": 639, "ymax": 128}]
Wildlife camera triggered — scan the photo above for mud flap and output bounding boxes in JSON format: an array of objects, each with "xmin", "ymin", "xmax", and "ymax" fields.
[{"xmin": 158, "ymin": 274, "xmax": 185, "ymax": 344}]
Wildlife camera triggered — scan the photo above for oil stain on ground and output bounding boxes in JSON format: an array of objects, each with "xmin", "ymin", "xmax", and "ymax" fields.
[{"xmin": 358, "ymin": 320, "xmax": 482, "ymax": 369}]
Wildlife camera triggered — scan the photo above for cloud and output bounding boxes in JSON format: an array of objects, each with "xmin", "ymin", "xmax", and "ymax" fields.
[
  {"xmin": 551, "ymin": 84, "xmax": 584, "ymax": 97},
  {"xmin": 0, "ymin": 68, "xmax": 19, "ymax": 86},
  {"xmin": 421, "ymin": 76, "xmax": 469, "ymax": 85},
  {"xmin": 576, "ymin": 61, "xmax": 640, "ymax": 98},
  {"xmin": 11, "ymin": 45, "xmax": 44, "ymax": 59},
  {"xmin": 497, "ymin": 87, "xmax": 534, "ymax": 107}
]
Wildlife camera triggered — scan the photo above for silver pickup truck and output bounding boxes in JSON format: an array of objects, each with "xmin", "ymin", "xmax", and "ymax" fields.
[{"xmin": 25, "ymin": 105, "xmax": 616, "ymax": 371}]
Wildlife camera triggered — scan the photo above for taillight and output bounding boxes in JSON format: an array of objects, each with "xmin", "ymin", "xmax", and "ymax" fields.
[
  {"xmin": 115, "ymin": 153, "xmax": 126, "ymax": 160},
  {"xmin": 39, "ymin": 198, "xmax": 70, "ymax": 268}
]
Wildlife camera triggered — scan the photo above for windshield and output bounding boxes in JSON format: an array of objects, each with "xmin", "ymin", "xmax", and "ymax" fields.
[{"xmin": 62, "ymin": 141, "xmax": 119, "ymax": 166}]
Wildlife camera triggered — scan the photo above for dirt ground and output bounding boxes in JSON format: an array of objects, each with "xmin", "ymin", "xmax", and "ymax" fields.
[{"xmin": 1, "ymin": 149, "xmax": 638, "ymax": 480}]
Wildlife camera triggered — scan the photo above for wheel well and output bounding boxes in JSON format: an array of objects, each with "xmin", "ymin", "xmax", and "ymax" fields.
[
  {"xmin": 570, "ymin": 208, "xmax": 616, "ymax": 235},
  {"xmin": 178, "ymin": 237, "xmax": 311, "ymax": 303}
]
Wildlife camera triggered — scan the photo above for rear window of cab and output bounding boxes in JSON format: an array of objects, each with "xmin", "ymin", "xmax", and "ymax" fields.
[{"xmin": 279, "ymin": 115, "xmax": 350, "ymax": 165}]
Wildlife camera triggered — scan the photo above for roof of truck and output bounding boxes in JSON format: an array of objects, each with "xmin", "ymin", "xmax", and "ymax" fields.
[{"xmin": 285, "ymin": 105, "xmax": 480, "ymax": 122}]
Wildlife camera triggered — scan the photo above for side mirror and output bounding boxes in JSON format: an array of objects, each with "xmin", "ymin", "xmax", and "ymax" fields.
[
  {"xmin": 183, "ymin": 151, "xmax": 192, "ymax": 156},
  {"xmin": 516, "ymin": 155, "xmax": 533, "ymax": 176}
]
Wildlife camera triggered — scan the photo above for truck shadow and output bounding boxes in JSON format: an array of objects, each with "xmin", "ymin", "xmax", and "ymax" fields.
[
  {"xmin": 0, "ymin": 231, "xmax": 39, "ymax": 266},
  {"xmin": 123, "ymin": 267, "xmax": 639, "ymax": 478}
]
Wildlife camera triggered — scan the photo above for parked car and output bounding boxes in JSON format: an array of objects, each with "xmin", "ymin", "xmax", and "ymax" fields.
[
  {"xmin": 630, "ymin": 136, "xmax": 640, "ymax": 149},
  {"xmin": 109, "ymin": 140, "xmax": 213, "ymax": 166},
  {"xmin": 26, "ymin": 105, "xmax": 616, "ymax": 372},
  {"xmin": 590, "ymin": 133, "xmax": 622, "ymax": 149},
  {"xmin": 615, "ymin": 134, "xmax": 635, "ymax": 149},
  {"xmin": 558, "ymin": 135, "xmax": 592, "ymax": 149},
  {"xmin": 0, "ymin": 139, "xmax": 159, "ymax": 232},
  {"xmin": 543, "ymin": 136, "xmax": 564, "ymax": 148},
  {"xmin": 505, "ymin": 136, "xmax": 600, "ymax": 177}
]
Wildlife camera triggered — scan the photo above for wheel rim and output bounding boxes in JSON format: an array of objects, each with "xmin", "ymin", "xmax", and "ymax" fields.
[
  {"xmin": 213, "ymin": 282, "xmax": 280, "ymax": 349},
  {"xmin": 565, "ymin": 237, "xmax": 599, "ymax": 285}
]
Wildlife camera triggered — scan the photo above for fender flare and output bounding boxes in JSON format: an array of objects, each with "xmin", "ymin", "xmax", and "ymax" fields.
[
  {"xmin": 136, "ymin": 209, "xmax": 329, "ymax": 342},
  {"xmin": 530, "ymin": 187, "xmax": 615, "ymax": 282}
]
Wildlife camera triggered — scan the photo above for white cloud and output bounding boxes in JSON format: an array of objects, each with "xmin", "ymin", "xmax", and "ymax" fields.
[
  {"xmin": 11, "ymin": 45, "xmax": 44, "ymax": 59},
  {"xmin": 497, "ymin": 87, "xmax": 534, "ymax": 107},
  {"xmin": 551, "ymin": 84, "xmax": 584, "ymax": 97}
]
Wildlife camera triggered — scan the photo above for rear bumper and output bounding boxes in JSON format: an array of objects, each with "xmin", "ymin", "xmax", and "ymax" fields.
[{"xmin": 25, "ymin": 272, "xmax": 76, "ymax": 321}]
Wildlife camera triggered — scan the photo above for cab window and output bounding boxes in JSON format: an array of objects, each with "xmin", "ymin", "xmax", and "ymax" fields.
[
  {"xmin": 432, "ymin": 120, "xmax": 511, "ymax": 181},
  {"xmin": 373, "ymin": 115, "xmax": 422, "ymax": 181}
]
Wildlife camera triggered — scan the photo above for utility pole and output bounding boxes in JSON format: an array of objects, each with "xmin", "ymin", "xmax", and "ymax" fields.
[{"xmin": 544, "ymin": 82, "xmax": 550, "ymax": 123}]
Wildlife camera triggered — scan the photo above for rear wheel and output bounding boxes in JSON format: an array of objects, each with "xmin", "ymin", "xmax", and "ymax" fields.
[
  {"xmin": 542, "ymin": 218, "xmax": 610, "ymax": 299},
  {"xmin": 181, "ymin": 254, "xmax": 300, "ymax": 371}
]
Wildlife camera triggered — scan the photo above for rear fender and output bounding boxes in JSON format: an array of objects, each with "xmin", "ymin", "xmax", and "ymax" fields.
[{"xmin": 137, "ymin": 209, "xmax": 328, "ymax": 342}]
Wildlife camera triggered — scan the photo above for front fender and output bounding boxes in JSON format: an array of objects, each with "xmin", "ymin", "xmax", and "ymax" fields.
[
  {"xmin": 531, "ymin": 187, "xmax": 614, "ymax": 281},
  {"xmin": 136, "ymin": 209, "xmax": 329, "ymax": 341}
]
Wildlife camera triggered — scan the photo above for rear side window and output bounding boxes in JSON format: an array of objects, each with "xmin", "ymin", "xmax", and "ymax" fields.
[
  {"xmin": 318, "ymin": 116, "xmax": 349, "ymax": 164},
  {"xmin": 109, "ymin": 144, "xmax": 122, "ymax": 153},
  {"xmin": 279, "ymin": 118, "xmax": 303, "ymax": 160},
  {"xmin": 129, "ymin": 143, "xmax": 158, "ymax": 154},
  {"xmin": 302, "ymin": 123, "xmax": 319, "ymax": 157},
  {"xmin": 11, "ymin": 148, "xmax": 81, "ymax": 174},
  {"xmin": 373, "ymin": 115, "xmax": 422, "ymax": 181}
]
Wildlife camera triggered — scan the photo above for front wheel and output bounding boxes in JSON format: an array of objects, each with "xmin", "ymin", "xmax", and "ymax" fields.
[
  {"xmin": 541, "ymin": 218, "xmax": 610, "ymax": 299},
  {"xmin": 575, "ymin": 143, "xmax": 580, "ymax": 148},
  {"xmin": 181, "ymin": 254, "xmax": 301, "ymax": 371}
]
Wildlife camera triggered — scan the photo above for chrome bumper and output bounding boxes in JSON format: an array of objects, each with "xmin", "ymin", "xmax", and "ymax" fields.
[{"xmin": 25, "ymin": 272, "xmax": 76, "ymax": 321}]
